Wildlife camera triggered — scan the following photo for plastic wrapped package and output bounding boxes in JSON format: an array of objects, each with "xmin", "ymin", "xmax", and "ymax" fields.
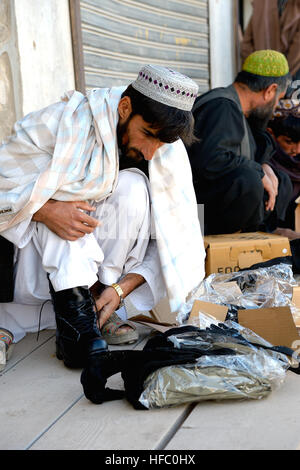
[
  {"xmin": 138, "ymin": 323, "xmax": 292, "ymax": 409},
  {"xmin": 206, "ymin": 263, "xmax": 296, "ymax": 308},
  {"xmin": 139, "ymin": 353, "xmax": 284, "ymax": 409},
  {"xmin": 168, "ymin": 321, "xmax": 272, "ymax": 351},
  {"xmin": 177, "ymin": 263, "xmax": 300, "ymax": 325},
  {"xmin": 169, "ymin": 321, "xmax": 298, "ymax": 370}
]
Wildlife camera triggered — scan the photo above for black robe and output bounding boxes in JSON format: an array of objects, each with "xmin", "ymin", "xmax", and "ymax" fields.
[{"xmin": 188, "ymin": 92, "xmax": 292, "ymax": 235}]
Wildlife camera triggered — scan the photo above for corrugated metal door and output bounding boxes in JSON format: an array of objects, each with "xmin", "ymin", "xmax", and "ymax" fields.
[{"xmin": 78, "ymin": 0, "xmax": 210, "ymax": 94}]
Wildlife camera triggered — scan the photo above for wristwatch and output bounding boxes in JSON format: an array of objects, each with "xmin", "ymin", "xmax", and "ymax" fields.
[{"xmin": 111, "ymin": 283, "xmax": 125, "ymax": 307}]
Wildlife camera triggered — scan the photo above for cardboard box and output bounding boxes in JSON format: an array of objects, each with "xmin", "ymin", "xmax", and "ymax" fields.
[
  {"xmin": 292, "ymin": 286, "xmax": 300, "ymax": 328},
  {"xmin": 149, "ymin": 297, "xmax": 177, "ymax": 326},
  {"xmin": 131, "ymin": 265, "xmax": 300, "ymax": 349},
  {"xmin": 131, "ymin": 293, "xmax": 300, "ymax": 351},
  {"xmin": 204, "ymin": 232, "xmax": 291, "ymax": 276},
  {"xmin": 188, "ymin": 299, "xmax": 300, "ymax": 350},
  {"xmin": 130, "ymin": 296, "xmax": 178, "ymax": 333}
]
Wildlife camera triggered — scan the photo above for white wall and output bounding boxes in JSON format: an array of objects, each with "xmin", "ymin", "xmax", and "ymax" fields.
[
  {"xmin": 13, "ymin": 0, "xmax": 75, "ymax": 116},
  {"xmin": 0, "ymin": 0, "xmax": 21, "ymax": 140},
  {"xmin": 209, "ymin": 0, "xmax": 236, "ymax": 88}
]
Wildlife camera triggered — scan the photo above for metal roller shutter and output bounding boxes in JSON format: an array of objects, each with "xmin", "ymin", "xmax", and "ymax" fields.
[{"xmin": 77, "ymin": 0, "xmax": 210, "ymax": 94}]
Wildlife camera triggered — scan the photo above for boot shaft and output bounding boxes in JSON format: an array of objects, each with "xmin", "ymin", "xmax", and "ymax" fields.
[{"xmin": 49, "ymin": 282, "xmax": 101, "ymax": 340}]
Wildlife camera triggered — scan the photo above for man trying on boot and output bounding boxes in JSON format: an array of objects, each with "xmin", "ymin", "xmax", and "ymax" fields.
[{"xmin": 0, "ymin": 65, "xmax": 205, "ymax": 369}]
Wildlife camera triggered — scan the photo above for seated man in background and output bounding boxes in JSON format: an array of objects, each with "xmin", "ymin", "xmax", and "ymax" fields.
[
  {"xmin": 187, "ymin": 50, "xmax": 292, "ymax": 236},
  {"xmin": 267, "ymin": 97, "xmax": 300, "ymax": 237},
  {"xmin": 0, "ymin": 65, "xmax": 205, "ymax": 373}
]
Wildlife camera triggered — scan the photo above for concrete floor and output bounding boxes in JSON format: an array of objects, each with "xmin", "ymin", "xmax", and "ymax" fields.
[{"xmin": 1, "ymin": 316, "xmax": 300, "ymax": 451}]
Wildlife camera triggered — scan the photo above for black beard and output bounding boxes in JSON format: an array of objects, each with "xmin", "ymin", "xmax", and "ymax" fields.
[
  {"xmin": 117, "ymin": 119, "xmax": 144, "ymax": 162},
  {"xmin": 117, "ymin": 119, "xmax": 149, "ymax": 176},
  {"xmin": 247, "ymin": 98, "xmax": 276, "ymax": 131}
]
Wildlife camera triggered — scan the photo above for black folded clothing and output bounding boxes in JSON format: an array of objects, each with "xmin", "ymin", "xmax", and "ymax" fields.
[{"xmin": 81, "ymin": 323, "xmax": 300, "ymax": 409}]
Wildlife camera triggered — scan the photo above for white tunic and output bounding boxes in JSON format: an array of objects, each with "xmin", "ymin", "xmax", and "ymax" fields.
[{"xmin": 0, "ymin": 170, "xmax": 166, "ymax": 342}]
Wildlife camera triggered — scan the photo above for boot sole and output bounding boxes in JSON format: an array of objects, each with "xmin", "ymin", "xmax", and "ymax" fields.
[{"xmin": 56, "ymin": 344, "xmax": 84, "ymax": 369}]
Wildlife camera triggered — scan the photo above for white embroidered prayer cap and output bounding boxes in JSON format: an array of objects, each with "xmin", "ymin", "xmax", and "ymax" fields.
[{"xmin": 132, "ymin": 65, "xmax": 199, "ymax": 111}]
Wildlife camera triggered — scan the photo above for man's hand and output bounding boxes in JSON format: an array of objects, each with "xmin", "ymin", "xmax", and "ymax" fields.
[
  {"xmin": 95, "ymin": 273, "xmax": 145, "ymax": 328},
  {"xmin": 32, "ymin": 200, "xmax": 100, "ymax": 241},
  {"xmin": 261, "ymin": 163, "xmax": 278, "ymax": 212},
  {"xmin": 96, "ymin": 287, "xmax": 121, "ymax": 328},
  {"xmin": 262, "ymin": 163, "xmax": 278, "ymax": 195}
]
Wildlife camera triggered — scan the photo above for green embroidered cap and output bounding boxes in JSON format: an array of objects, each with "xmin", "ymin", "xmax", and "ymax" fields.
[{"xmin": 242, "ymin": 50, "xmax": 289, "ymax": 77}]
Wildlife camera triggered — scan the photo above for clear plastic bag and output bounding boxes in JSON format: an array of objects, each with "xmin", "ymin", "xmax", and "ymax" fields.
[
  {"xmin": 139, "ymin": 351, "xmax": 286, "ymax": 409},
  {"xmin": 177, "ymin": 263, "xmax": 300, "ymax": 324},
  {"xmin": 139, "ymin": 322, "xmax": 291, "ymax": 409},
  {"xmin": 168, "ymin": 321, "xmax": 297, "ymax": 369}
]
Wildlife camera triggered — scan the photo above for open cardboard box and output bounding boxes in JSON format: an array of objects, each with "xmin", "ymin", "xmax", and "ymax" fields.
[
  {"xmin": 131, "ymin": 241, "xmax": 300, "ymax": 349},
  {"xmin": 188, "ymin": 300, "xmax": 300, "ymax": 350},
  {"xmin": 131, "ymin": 294, "xmax": 300, "ymax": 350},
  {"xmin": 130, "ymin": 297, "xmax": 178, "ymax": 333}
]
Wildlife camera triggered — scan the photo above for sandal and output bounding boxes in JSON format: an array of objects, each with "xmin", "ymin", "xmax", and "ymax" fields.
[
  {"xmin": 0, "ymin": 328, "xmax": 14, "ymax": 371},
  {"xmin": 101, "ymin": 312, "xmax": 139, "ymax": 345}
]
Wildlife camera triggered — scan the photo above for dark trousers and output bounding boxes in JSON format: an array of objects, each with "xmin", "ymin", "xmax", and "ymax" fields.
[
  {"xmin": 0, "ymin": 235, "xmax": 14, "ymax": 302},
  {"xmin": 194, "ymin": 165, "xmax": 293, "ymax": 235}
]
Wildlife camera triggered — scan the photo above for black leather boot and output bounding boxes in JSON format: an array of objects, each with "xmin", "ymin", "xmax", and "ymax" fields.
[
  {"xmin": 48, "ymin": 281, "xmax": 108, "ymax": 368},
  {"xmin": 80, "ymin": 349, "xmax": 136, "ymax": 404}
]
